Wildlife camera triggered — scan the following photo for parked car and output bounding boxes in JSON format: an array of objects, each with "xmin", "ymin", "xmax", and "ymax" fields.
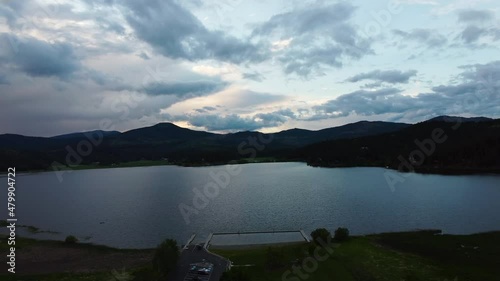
[{"xmin": 189, "ymin": 261, "xmax": 214, "ymax": 275}]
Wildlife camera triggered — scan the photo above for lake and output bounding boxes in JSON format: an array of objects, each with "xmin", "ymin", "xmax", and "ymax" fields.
[{"xmin": 1, "ymin": 163, "xmax": 499, "ymax": 248}]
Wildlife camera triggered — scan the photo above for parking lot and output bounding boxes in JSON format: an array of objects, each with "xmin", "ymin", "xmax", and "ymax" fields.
[{"xmin": 167, "ymin": 245, "xmax": 228, "ymax": 281}]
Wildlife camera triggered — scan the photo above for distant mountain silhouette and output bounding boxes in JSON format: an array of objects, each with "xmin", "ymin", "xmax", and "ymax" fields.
[
  {"xmin": 298, "ymin": 117, "xmax": 500, "ymax": 174},
  {"xmin": 52, "ymin": 130, "xmax": 121, "ymax": 140},
  {"xmin": 1, "ymin": 117, "xmax": 498, "ymax": 174},
  {"xmin": 427, "ymin": 115, "xmax": 493, "ymax": 123},
  {"xmin": 119, "ymin": 123, "xmax": 215, "ymax": 142},
  {"xmin": 312, "ymin": 121, "xmax": 410, "ymax": 141}
]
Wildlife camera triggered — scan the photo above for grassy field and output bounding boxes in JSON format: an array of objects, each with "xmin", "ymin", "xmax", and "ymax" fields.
[
  {"xmin": 1, "ymin": 231, "xmax": 498, "ymax": 281},
  {"xmin": 0, "ymin": 268, "xmax": 157, "ymax": 281},
  {"xmin": 0, "ymin": 235, "xmax": 154, "ymax": 281},
  {"xmin": 0, "ymin": 272, "xmax": 112, "ymax": 281},
  {"xmin": 212, "ymin": 230, "xmax": 500, "ymax": 281},
  {"xmin": 372, "ymin": 230, "xmax": 500, "ymax": 281}
]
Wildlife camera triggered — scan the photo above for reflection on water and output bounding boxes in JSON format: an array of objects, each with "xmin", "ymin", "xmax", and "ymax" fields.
[{"xmin": 1, "ymin": 163, "xmax": 499, "ymax": 248}]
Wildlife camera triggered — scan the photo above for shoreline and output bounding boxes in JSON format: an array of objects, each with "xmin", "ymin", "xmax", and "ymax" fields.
[
  {"xmin": 211, "ymin": 230, "xmax": 500, "ymax": 281},
  {"xmin": 3, "ymin": 159, "xmax": 499, "ymax": 177},
  {"xmin": 3, "ymin": 228, "xmax": 500, "ymax": 251},
  {"xmin": 306, "ymin": 162, "xmax": 500, "ymax": 176},
  {"xmin": 3, "ymin": 230, "xmax": 500, "ymax": 279},
  {"xmin": 0, "ymin": 158, "xmax": 287, "ymax": 174}
]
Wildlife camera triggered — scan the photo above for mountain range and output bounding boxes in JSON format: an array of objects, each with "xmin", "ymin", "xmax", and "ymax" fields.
[{"xmin": 1, "ymin": 116, "xmax": 499, "ymax": 173}]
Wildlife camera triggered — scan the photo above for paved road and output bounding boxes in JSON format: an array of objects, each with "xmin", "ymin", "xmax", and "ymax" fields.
[{"xmin": 167, "ymin": 245, "xmax": 229, "ymax": 281}]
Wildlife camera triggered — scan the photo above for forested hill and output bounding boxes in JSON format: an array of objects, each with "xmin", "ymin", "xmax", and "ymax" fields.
[
  {"xmin": 1, "ymin": 116, "xmax": 499, "ymax": 174},
  {"xmin": 0, "ymin": 120, "xmax": 407, "ymax": 171},
  {"xmin": 295, "ymin": 117, "xmax": 500, "ymax": 174}
]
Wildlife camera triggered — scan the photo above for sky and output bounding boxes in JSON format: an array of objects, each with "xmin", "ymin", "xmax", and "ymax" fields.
[{"xmin": 0, "ymin": 0, "xmax": 499, "ymax": 137}]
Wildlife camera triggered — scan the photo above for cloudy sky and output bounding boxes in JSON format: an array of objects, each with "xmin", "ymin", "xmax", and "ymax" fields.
[{"xmin": 0, "ymin": 0, "xmax": 499, "ymax": 136}]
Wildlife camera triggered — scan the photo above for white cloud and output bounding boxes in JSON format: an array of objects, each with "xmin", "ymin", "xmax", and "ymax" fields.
[{"xmin": 271, "ymin": 38, "xmax": 293, "ymax": 52}]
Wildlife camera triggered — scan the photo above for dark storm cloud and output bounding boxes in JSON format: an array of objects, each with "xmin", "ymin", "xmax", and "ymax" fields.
[
  {"xmin": 456, "ymin": 10, "xmax": 498, "ymax": 45},
  {"xmin": 243, "ymin": 71, "xmax": 266, "ymax": 82},
  {"xmin": 168, "ymin": 109, "xmax": 294, "ymax": 131},
  {"xmin": 252, "ymin": 2, "xmax": 355, "ymax": 36},
  {"xmin": 138, "ymin": 52, "xmax": 150, "ymax": 60},
  {"xmin": 185, "ymin": 114, "xmax": 264, "ymax": 131},
  {"xmin": 0, "ymin": 33, "xmax": 125, "ymax": 88},
  {"xmin": 84, "ymin": 0, "xmax": 372, "ymax": 77},
  {"xmin": 347, "ymin": 70, "xmax": 417, "ymax": 84},
  {"xmin": 164, "ymin": 61, "xmax": 500, "ymax": 130},
  {"xmin": 82, "ymin": 69, "xmax": 133, "ymax": 91},
  {"xmin": 140, "ymin": 81, "xmax": 227, "ymax": 98},
  {"xmin": 313, "ymin": 88, "xmax": 409, "ymax": 118},
  {"xmin": 393, "ymin": 29, "xmax": 448, "ymax": 48},
  {"xmin": 119, "ymin": 0, "xmax": 266, "ymax": 64},
  {"xmin": 203, "ymin": 106, "xmax": 217, "ymax": 111},
  {"xmin": 271, "ymin": 108, "xmax": 296, "ymax": 119},
  {"xmin": 457, "ymin": 26, "xmax": 500, "ymax": 44},
  {"xmin": 278, "ymin": 45, "xmax": 344, "ymax": 77},
  {"xmin": 1, "ymin": 34, "xmax": 81, "ymax": 78},
  {"xmin": 458, "ymin": 9, "xmax": 494, "ymax": 23},
  {"xmin": 460, "ymin": 60, "xmax": 500, "ymax": 82},
  {"xmin": 312, "ymin": 61, "xmax": 500, "ymax": 121},
  {"xmin": 194, "ymin": 106, "xmax": 217, "ymax": 113},
  {"xmin": 361, "ymin": 82, "xmax": 384, "ymax": 89},
  {"xmin": 460, "ymin": 25, "xmax": 488, "ymax": 43},
  {"xmin": 0, "ymin": 74, "xmax": 8, "ymax": 85},
  {"xmin": 447, "ymin": 60, "xmax": 500, "ymax": 100},
  {"xmin": 252, "ymin": 2, "xmax": 372, "ymax": 77}
]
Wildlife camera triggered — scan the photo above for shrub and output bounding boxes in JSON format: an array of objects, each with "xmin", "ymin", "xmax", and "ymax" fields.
[
  {"xmin": 65, "ymin": 235, "xmax": 78, "ymax": 244},
  {"xmin": 334, "ymin": 227, "xmax": 350, "ymax": 242},
  {"xmin": 310, "ymin": 228, "xmax": 332, "ymax": 245},
  {"xmin": 152, "ymin": 239, "xmax": 179, "ymax": 277},
  {"xmin": 27, "ymin": 226, "xmax": 40, "ymax": 233}
]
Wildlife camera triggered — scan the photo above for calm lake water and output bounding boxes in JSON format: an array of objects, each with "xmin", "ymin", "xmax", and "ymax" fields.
[{"xmin": 1, "ymin": 163, "xmax": 500, "ymax": 248}]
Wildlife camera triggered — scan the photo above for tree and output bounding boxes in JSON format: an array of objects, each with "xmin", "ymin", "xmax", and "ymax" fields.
[
  {"xmin": 334, "ymin": 227, "xmax": 350, "ymax": 242},
  {"xmin": 65, "ymin": 235, "xmax": 78, "ymax": 244},
  {"xmin": 310, "ymin": 228, "xmax": 332, "ymax": 245},
  {"xmin": 152, "ymin": 239, "xmax": 180, "ymax": 277}
]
